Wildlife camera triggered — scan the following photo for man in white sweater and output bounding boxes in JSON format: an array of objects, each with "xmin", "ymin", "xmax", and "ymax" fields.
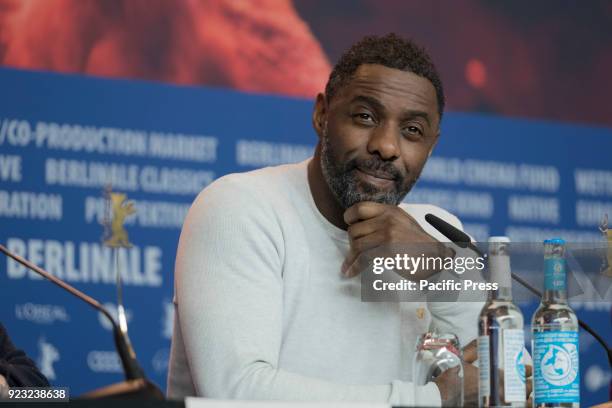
[{"xmin": 167, "ymin": 34, "xmax": 483, "ymax": 406}]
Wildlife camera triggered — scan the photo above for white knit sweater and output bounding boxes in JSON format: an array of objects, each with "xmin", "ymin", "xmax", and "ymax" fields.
[{"xmin": 167, "ymin": 159, "xmax": 483, "ymax": 406}]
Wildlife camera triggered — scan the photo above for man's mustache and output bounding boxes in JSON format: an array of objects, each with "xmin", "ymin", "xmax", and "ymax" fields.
[{"xmin": 347, "ymin": 158, "xmax": 402, "ymax": 181}]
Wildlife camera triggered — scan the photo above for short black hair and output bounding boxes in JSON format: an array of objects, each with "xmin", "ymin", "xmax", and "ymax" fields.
[{"xmin": 325, "ymin": 33, "xmax": 445, "ymax": 119}]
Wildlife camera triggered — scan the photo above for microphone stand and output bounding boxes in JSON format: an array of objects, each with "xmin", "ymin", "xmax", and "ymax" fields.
[{"xmin": 0, "ymin": 244, "xmax": 164, "ymax": 400}]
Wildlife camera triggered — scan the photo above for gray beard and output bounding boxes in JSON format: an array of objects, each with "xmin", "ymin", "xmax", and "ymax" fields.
[{"xmin": 320, "ymin": 133, "xmax": 416, "ymax": 209}]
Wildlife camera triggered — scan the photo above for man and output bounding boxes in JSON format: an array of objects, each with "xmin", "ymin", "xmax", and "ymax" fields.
[
  {"xmin": 0, "ymin": 323, "xmax": 50, "ymax": 397},
  {"xmin": 167, "ymin": 34, "xmax": 482, "ymax": 406}
]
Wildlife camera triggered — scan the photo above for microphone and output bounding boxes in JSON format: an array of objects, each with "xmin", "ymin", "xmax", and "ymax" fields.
[
  {"xmin": 0, "ymin": 244, "xmax": 164, "ymax": 399},
  {"xmin": 424, "ymin": 213, "xmax": 612, "ymax": 369}
]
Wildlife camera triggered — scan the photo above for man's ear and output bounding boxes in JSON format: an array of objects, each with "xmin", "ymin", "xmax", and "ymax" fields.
[{"xmin": 312, "ymin": 93, "xmax": 328, "ymax": 140}]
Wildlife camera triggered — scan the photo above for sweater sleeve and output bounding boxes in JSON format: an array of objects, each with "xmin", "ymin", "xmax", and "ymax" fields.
[
  {"xmin": 0, "ymin": 324, "xmax": 49, "ymax": 387},
  {"xmin": 174, "ymin": 176, "xmax": 441, "ymax": 407}
]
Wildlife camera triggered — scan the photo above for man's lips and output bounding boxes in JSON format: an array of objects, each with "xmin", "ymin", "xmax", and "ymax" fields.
[
  {"xmin": 355, "ymin": 167, "xmax": 397, "ymax": 188},
  {"xmin": 356, "ymin": 166, "xmax": 396, "ymax": 181}
]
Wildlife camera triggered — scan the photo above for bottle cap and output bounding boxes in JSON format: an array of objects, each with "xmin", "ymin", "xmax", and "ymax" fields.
[
  {"xmin": 488, "ymin": 236, "xmax": 510, "ymax": 243},
  {"xmin": 544, "ymin": 238, "xmax": 565, "ymax": 245}
]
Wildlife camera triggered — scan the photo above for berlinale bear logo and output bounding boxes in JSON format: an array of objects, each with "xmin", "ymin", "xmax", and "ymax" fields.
[{"xmin": 103, "ymin": 192, "xmax": 136, "ymax": 248}]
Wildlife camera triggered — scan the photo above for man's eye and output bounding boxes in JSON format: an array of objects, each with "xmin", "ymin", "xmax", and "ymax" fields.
[
  {"xmin": 354, "ymin": 113, "xmax": 374, "ymax": 123},
  {"xmin": 404, "ymin": 126, "xmax": 423, "ymax": 136}
]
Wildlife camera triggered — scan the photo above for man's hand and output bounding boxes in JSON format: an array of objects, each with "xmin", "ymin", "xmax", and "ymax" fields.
[
  {"xmin": 0, "ymin": 374, "xmax": 9, "ymax": 398},
  {"xmin": 342, "ymin": 202, "xmax": 451, "ymax": 278},
  {"xmin": 433, "ymin": 340, "xmax": 479, "ymax": 407}
]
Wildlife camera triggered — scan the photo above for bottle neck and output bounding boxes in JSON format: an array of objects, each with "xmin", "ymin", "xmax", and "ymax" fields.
[
  {"xmin": 490, "ymin": 286, "xmax": 513, "ymax": 301},
  {"xmin": 542, "ymin": 288, "xmax": 567, "ymax": 304},
  {"xmin": 543, "ymin": 257, "xmax": 567, "ymax": 303},
  {"xmin": 489, "ymin": 254, "xmax": 512, "ymax": 301}
]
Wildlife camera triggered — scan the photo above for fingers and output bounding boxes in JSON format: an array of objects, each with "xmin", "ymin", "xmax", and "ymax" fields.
[
  {"xmin": 347, "ymin": 217, "xmax": 384, "ymax": 242},
  {"xmin": 342, "ymin": 231, "xmax": 386, "ymax": 277},
  {"xmin": 343, "ymin": 202, "xmax": 386, "ymax": 225},
  {"xmin": 463, "ymin": 339, "xmax": 478, "ymax": 364},
  {"xmin": 342, "ymin": 202, "xmax": 443, "ymax": 279}
]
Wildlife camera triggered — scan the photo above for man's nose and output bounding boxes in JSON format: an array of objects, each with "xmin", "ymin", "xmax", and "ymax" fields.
[{"xmin": 367, "ymin": 122, "xmax": 400, "ymax": 160}]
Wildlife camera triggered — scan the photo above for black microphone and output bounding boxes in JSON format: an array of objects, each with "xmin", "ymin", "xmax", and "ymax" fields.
[
  {"xmin": 424, "ymin": 213, "xmax": 612, "ymax": 369},
  {"xmin": 0, "ymin": 244, "xmax": 164, "ymax": 399}
]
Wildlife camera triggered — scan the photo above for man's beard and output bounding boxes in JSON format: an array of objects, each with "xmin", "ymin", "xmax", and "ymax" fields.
[{"xmin": 320, "ymin": 133, "xmax": 419, "ymax": 209}]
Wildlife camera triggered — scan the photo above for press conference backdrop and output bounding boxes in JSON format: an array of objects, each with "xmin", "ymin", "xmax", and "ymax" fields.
[{"xmin": 0, "ymin": 68, "xmax": 610, "ymax": 404}]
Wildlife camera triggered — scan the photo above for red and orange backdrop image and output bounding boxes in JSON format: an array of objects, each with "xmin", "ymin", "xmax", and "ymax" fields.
[{"xmin": 1, "ymin": 0, "xmax": 611, "ymax": 125}]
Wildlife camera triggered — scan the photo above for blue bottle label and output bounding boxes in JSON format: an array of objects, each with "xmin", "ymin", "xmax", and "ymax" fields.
[
  {"xmin": 533, "ymin": 331, "xmax": 580, "ymax": 404},
  {"xmin": 544, "ymin": 258, "xmax": 566, "ymax": 291}
]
